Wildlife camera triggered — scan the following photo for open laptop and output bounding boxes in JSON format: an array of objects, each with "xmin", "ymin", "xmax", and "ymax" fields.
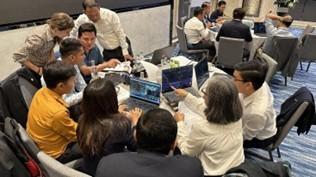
[
  {"xmin": 195, "ymin": 58, "xmax": 209, "ymax": 90},
  {"xmin": 254, "ymin": 22, "xmax": 267, "ymax": 37},
  {"xmin": 162, "ymin": 65, "xmax": 200, "ymax": 105},
  {"xmin": 123, "ymin": 77, "xmax": 161, "ymax": 112}
]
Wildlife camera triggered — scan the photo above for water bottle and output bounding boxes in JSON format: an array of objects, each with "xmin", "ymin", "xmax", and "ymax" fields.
[
  {"xmin": 91, "ymin": 60, "xmax": 98, "ymax": 79},
  {"xmin": 139, "ymin": 52, "xmax": 144, "ymax": 61}
]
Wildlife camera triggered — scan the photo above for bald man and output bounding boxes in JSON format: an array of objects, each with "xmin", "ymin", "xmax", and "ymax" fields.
[{"xmin": 263, "ymin": 13, "xmax": 294, "ymax": 52}]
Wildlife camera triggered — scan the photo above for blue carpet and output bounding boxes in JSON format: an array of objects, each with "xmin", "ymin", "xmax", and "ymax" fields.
[{"xmin": 266, "ymin": 62, "xmax": 316, "ymax": 177}]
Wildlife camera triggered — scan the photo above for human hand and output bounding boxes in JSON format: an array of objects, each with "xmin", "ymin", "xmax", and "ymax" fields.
[
  {"xmin": 38, "ymin": 67, "xmax": 43, "ymax": 76},
  {"xmin": 172, "ymin": 87, "xmax": 188, "ymax": 98},
  {"xmin": 206, "ymin": 22, "xmax": 212, "ymax": 29},
  {"xmin": 124, "ymin": 54, "xmax": 134, "ymax": 61},
  {"xmin": 106, "ymin": 59, "xmax": 121, "ymax": 68},
  {"xmin": 174, "ymin": 112, "xmax": 184, "ymax": 122},
  {"xmin": 129, "ymin": 107, "xmax": 143, "ymax": 126},
  {"xmin": 118, "ymin": 104, "xmax": 128, "ymax": 113}
]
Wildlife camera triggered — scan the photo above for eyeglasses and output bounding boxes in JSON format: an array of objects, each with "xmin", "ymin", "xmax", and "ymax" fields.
[
  {"xmin": 201, "ymin": 88, "xmax": 207, "ymax": 96},
  {"xmin": 233, "ymin": 78, "xmax": 245, "ymax": 82}
]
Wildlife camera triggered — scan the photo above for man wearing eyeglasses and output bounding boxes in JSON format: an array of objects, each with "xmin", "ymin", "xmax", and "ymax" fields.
[{"xmin": 233, "ymin": 60, "xmax": 277, "ymax": 149}]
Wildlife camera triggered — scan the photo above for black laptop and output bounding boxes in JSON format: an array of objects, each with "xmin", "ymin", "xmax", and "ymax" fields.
[
  {"xmin": 254, "ymin": 22, "xmax": 267, "ymax": 37},
  {"xmin": 162, "ymin": 65, "xmax": 200, "ymax": 105},
  {"xmin": 195, "ymin": 58, "xmax": 209, "ymax": 90},
  {"xmin": 123, "ymin": 77, "xmax": 161, "ymax": 112}
]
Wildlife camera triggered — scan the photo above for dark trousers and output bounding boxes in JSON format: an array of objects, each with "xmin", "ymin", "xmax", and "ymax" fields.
[
  {"xmin": 56, "ymin": 143, "xmax": 82, "ymax": 164},
  {"xmin": 103, "ymin": 37, "xmax": 133, "ymax": 62},
  {"xmin": 189, "ymin": 40, "xmax": 216, "ymax": 61},
  {"xmin": 243, "ymin": 135, "xmax": 276, "ymax": 149}
]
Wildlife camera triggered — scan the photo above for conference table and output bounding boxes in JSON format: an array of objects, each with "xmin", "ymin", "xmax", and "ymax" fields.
[
  {"xmin": 209, "ymin": 29, "xmax": 267, "ymax": 60},
  {"xmin": 101, "ymin": 56, "xmax": 226, "ymax": 129}
]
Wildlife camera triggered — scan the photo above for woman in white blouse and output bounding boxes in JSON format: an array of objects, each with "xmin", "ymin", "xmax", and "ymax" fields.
[{"xmin": 174, "ymin": 75, "xmax": 244, "ymax": 176}]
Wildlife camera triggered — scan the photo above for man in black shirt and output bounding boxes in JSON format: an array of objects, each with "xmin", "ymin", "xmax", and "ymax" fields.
[
  {"xmin": 95, "ymin": 109, "xmax": 204, "ymax": 177},
  {"xmin": 210, "ymin": 0, "xmax": 226, "ymax": 23}
]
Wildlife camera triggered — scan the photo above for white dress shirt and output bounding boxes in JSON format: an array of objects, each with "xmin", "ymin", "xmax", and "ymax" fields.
[
  {"xmin": 263, "ymin": 19, "xmax": 294, "ymax": 52},
  {"xmin": 184, "ymin": 17, "xmax": 210, "ymax": 44},
  {"xmin": 41, "ymin": 60, "xmax": 86, "ymax": 106},
  {"xmin": 71, "ymin": 8, "xmax": 129, "ymax": 56},
  {"xmin": 241, "ymin": 82, "xmax": 277, "ymax": 141},
  {"xmin": 177, "ymin": 93, "xmax": 245, "ymax": 176}
]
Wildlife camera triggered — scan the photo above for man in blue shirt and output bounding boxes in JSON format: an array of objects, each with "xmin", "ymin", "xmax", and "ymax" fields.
[{"xmin": 78, "ymin": 23, "xmax": 120, "ymax": 83}]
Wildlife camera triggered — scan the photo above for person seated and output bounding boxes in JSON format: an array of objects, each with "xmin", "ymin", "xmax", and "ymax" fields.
[
  {"xmin": 95, "ymin": 108, "xmax": 204, "ymax": 177},
  {"xmin": 77, "ymin": 78, "xmax": 141, "ymax": 176},
  {"xmin": 262, "ymin": 12, "xmax": 294, "ymax": 53},
  {"xmin": 233, "ymin": 60, "xmax": 277, "ymax": 148},
  {"xmin": 216, "ymin": 8, "xmax": 253, "ymax": 59},
  {"xmin": 27, "ymin": 60, "xmax": 81, "ymax": 163},
  {"xmin": 42, "ymin": 38, "xmax": 86, "ymax": 108},
  {"xmin": 173, "ymin": 75, "xmax": 244, "ymax": 176},
  {"xmin": 184, "ymin": 7, "xmax": 216, "ymax": 60},
  {"xmin": 201, "ymin": 1, "xmax": 212, "ymax": 25},
  {"xmin": 71, "ymin": 0, "xmax": 133, "ymax": 61},
  {"xmin": 77, "ymin": 23, "xmax": 120, "ymax": 83},
  {"xmin": 13, "ymin": 12, "xmax": 74, "ymax": 77},
  {"xmin": 210, "ymin": 0, "xmax": 226, "ymax": 24}
]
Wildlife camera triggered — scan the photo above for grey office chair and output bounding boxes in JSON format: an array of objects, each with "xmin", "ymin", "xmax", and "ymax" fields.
[
  {"xmin": 179, "ymin": 16, "xmax": 188, "ymax": 27},
  {"xmin": 263, "ymin": 36, "xmax": 299, "ymax": 86},
  {"xmin": 257, "ymin": 48, "xmax": 278, "ymax": 83},
  {"xmin": 176, "ymin": 25, "xmax": 209, "ymax": 61},
  {"xmin": 299, "ymin": 25, "xmax": 315, "ymax": 43},
  {"xmin": 217, "ymin": 37, "xmax": 244, "ymax": 69},
  {"xmin": 18, "ymin": 77, "xmax": 38, "ymax": 108},
  {"xmin": 298, "ymin": 34, "xmax": 316, "ymax": 72},
  {"xmin": 246, "ymin": 102, "xmax": 309, "ymax": 161}
]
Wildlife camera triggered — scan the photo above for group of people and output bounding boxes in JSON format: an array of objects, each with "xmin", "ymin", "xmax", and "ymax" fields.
[
  {"xmin": 184, "ymin": 0, "xmax": 294, "ymax": 61},
  {"xmin": 11, "ymin": 0, "xmax": 297, "ymax": 177}
]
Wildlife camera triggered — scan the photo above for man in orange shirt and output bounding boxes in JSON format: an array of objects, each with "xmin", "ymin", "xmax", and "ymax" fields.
[{"xmin": 27, "ymin": 60, "xmax": 81, "ymax": 163}]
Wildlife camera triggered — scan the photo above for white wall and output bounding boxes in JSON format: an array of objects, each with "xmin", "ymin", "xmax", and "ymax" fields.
[{"xmin": 0, "ymin": 5, "xmax": 171, "ymax": 79}]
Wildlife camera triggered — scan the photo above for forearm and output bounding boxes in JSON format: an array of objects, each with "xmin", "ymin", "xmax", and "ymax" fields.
[{"xmin": 23, "ymin": 60, "xmax": 41, "ymax": 74}]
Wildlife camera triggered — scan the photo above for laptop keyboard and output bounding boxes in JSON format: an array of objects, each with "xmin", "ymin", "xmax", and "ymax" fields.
[
  {"xmin": 124, "ymin": 98, "xmax": 158, "ymax": 111},
  {"xmin": 164, "ymin": 87, "xmax": 201, "ymax": 104}
]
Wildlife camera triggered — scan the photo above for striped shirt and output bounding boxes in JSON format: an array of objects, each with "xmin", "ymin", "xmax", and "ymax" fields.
[{"xmin": 13, "ymin": 24, "xmax": 57, "ymax": 67}]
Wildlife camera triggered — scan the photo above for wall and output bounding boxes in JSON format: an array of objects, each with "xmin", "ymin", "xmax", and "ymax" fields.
[{"xmin": 0, "ymin": 5, "xmax": 171, "ymax": 79}]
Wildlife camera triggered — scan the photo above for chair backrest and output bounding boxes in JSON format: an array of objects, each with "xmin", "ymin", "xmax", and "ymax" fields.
[
  {"xmin": 257, "ymin": 49, "xmax": 278, "ymax": 82},
  {"xmin": 176, "ymin": 25, "xmax": 189, "ymax": 53},
  {"xmin": 151, "ymin": 46, "xmax": 175, "ymax": 65},
  {"xmin": 37, "ymin": 151, "xmax": 91, "ymax": 177},
  {"xmin": 299, "ymin": 34, "xmax": 316, "ymax": 60},
  {"xmin": 267, "ymin": 36, "xmax": 298, "ymax": 71},
  {"xmin": 179, "ymin": 16, "xmax": 188, "ymax": 27},
  {"xmin": 17, "ymin": 123, "xmax": 40, "ymax": 160},
  {"xmin": 299, "ymin": 25, "xmax": 315, "ymax": 42},
  {"xmin": 18, "ymin": 77, "xmax": 38, "ymax": 108},
  {"xmin": 217, "ymin": 37, "xmax": 244, "ymax": 68},
  {"xmin": 273, "ymin": 102, "xmax": 309, "ymax": 148}
]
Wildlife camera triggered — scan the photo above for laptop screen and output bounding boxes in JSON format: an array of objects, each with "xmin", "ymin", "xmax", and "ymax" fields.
[
  {"xmin": 162, "ymin": 65, "xmax": 193, "ymax": 93},
  {"xmin": 254, "ymin": 22, "xmax": 266, "ymax": 34},
  {"xmin": 195, "ymin": 59, "xmax": 209, "ymax": 89},
  {"xmin": 130, "ymin": 77, "xmax": 161, "ymax": 105}
]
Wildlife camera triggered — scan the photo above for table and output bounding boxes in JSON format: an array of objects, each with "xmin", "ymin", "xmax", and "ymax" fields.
[
  {"xmin": 103, "ymin": 57, "xmax": 226, "ymax": 129},
  {"xmin": 210, "ymin": 30, "xmax": 266, "ymax": 60}
]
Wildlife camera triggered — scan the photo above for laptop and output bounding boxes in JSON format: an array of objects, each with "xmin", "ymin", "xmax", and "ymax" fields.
[
  {"xmin": 254, "ymin": 22, "xmax": 267, "ymax": 37},
  {"xmin": 195, "ymin": 58, "xmax": 209, "ymax": 90},
  {"xmin": 123, "ymin": 77, "xmax": 161, "ymax": 112},
  {"xmin": 162, "ymin": 65, "xmax": 200, "ymax": 105}
]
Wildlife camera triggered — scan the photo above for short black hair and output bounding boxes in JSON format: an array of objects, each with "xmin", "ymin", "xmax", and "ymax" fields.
[
  {"xmin": 194, "ymin": 7, "xmax": 204, "ymax": 17},
  {"xmin": 136, "ymin": 109, "xmax": 177, "ymax": 155},
  {"xmin": 82, "ymin": 0, "xmax": 99, "ymax": 10},
  {"xmin": 282, "ymin": 16, "xmax": 293, "ymax": 27},
  {"xmin": 234, "ymin": 60, "xmax": 268, "ymax": 90},
  {"xmin": 43, "ymin": 60, "xmax": 76, "ymax": 89},
  {"xmin": 233, "ymin": 8, "xmax": 245, "ymax": 20},
  {"xmin": 201, "ymin": 1, "xmax": 210, "ymax": 9},
  {"xmin": 78, "ymin": 23, "xmax": 97, "ymax": 38},
  {"xmin": 218, "ymin": 0, "xmax": 226, "ymax": 7},
  {"xmin": 59, "ymin": 38, "xmax": 83, "ymax": 58}
]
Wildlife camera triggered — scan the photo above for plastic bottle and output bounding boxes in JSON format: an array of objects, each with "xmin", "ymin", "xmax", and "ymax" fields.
[{"xmin": 91, "ymin": 60, "xmax": 98, "ymax": 79}]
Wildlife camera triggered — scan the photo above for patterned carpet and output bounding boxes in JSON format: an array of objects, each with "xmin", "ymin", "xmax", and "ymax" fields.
[{"xmin": 266, "ymin": 62, "xmax": 316, "ymax": 177}]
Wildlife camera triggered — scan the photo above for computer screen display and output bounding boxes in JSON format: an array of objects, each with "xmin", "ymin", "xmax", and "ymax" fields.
[
  {"xmin": 130, "ymin": 78, "xmax": 161, "ymax": 105},
  {"xmin": 195, "ymin": 59, "xmax": 209, "ymax": 89},
  {"xmin": 254, "ymin": 22, "xmax": 266, "ymax": 34},
  {"xmin": 161, "ymin": 65, "xmax": 193, "ymax": 93}
]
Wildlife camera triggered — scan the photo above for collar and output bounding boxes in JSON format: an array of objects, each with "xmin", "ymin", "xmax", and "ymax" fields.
[
  {"xmin": 43, "ymin": 87, "xmax": 68, "ymax": 107},
  {"xmin": 233, "ymin": 19, "xmax": 242, "ymax": 22},
  {"xmin": 243, "ymin": 83, "xmax": 265, "ymax": 108}
]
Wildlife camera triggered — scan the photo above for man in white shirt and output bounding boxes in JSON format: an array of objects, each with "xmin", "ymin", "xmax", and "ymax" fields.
[
  {"xmin": 184, "ymin": 7, "xmax": 216, "ymax": 60},
  {"xmin": 233, "ymin": 60, "xmax": 277, "ymax": 148},
  {"xmin": 262, "ymin": 13, "xmax": 294, "ymax": 53},
  {"xmin": 71, "ymin": 0, "xmax": 133, "ymax": 62}
]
